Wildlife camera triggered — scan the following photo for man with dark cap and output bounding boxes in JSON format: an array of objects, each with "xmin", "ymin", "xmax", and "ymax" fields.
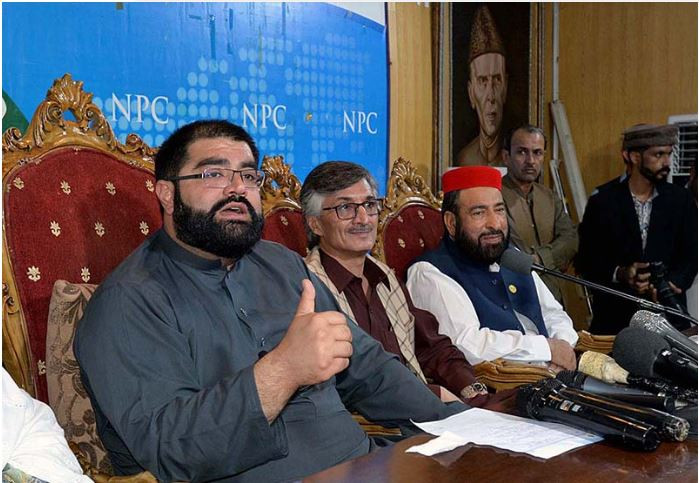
[
  {"xmin": 407, "ymin": 166, "xmax": 578, "ymax": 370},
  {"xmin": 457, "ymin": 5, "xmax": 508, "ymax": 167},
  {"xmin": 577, "ymin": 124, "xmax": 698, "ymax": 334}
]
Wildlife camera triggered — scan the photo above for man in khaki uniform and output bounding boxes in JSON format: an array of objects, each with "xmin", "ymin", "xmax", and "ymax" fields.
[{"xmin": 501, "ymin": 125, "xmax": 578, "ymax": 304}]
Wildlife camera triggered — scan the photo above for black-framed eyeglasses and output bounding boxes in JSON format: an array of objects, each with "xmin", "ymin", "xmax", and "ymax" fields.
[
  {"xmin": 166, "ymin": 167, "xmax": 265, "ymax": 189},
  {"xmin": 322, "ymin": 199, "xmax": 384, "ymax": 220}
]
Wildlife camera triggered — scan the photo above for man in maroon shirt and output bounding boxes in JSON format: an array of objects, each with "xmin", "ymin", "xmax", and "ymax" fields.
[{"xmin": 300, "ymin": 161, "xmax": 512, "ymax": 407}]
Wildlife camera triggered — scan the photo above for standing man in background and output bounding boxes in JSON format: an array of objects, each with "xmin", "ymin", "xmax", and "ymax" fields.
[
  {"xmin": 577, "ymin": 124, "xmax": 697, "ymax": 334},
  {"xmin": 500, "ymin": 125, "xmax": 578, "ymax": 304}
]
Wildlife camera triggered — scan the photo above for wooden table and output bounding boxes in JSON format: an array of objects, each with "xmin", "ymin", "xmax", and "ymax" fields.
[{"xmin": 306, "ymin": 434, "xmax": 697, "ymax": 482}]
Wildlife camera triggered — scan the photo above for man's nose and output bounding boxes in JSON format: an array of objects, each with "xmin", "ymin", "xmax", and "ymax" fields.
[
  {"xmin": 485, "ymin": 210, "xmax": 502, "ymax": 229},
  {"xmin": 485, "ymin": 80, "xmax": 496, "ymax": 101},
  {"xmin": 223, "ymin": 172, "xmax": 248, "ymax": 195},
  {"xmin": 353, "ymin": 204, "xmax": 370, "ymax": 223}
]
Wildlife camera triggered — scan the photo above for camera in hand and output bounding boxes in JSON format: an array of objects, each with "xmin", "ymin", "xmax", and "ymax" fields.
[{"xmin": 647, "ymin": 262, "xmax": 689, "ymax": 323}]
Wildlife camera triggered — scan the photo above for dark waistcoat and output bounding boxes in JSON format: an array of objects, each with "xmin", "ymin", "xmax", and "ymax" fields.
[{"xmin": 416, "ymin": 237, "xmax": 548, "ymax": 337}]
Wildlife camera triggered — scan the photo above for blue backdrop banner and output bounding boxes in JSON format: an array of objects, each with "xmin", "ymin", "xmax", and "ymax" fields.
[{"xmin": 3, "ymin": 2, "xmax": 388, "ymax": 189}]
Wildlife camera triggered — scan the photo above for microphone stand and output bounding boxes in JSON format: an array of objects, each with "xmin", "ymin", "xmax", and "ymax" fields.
[{"xmin": 532, "ymin": 263, "xmax": 698, "ymax": 326}]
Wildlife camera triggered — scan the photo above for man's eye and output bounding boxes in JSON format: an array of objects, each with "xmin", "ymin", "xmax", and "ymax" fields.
[
  {"xmin": 364, "ymin": 201, "xmax": 378, "ymax": 209},
  {"xmin": 471, "ymin": 210, "xmax": 485, "ymax": 217},
  {"xmin": 338, "ymin": 203, "xmax": 352, "ymax": 212},
  {"xmin": 241, "ymin": 171, "xmax": 257, "ymax": 181},
  {"xmin": 204, "ymin": 170, "xmax": 224, "ymax": 178}
]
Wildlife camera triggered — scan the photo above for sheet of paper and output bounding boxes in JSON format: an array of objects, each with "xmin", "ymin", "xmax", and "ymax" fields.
[
  {"xmin": 407, "ymin": 408, "xmax": 602, "ymax": 459},
  {"xmin": 405, "ymin": 431, "xmax": 469, "ymax": 456}
]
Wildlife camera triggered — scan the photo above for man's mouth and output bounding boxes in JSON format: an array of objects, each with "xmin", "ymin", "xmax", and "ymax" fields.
[
  {"xmin": 216, "ymin": 201, "xmax": 251, "ymax": 221},
  {"xmin": 480, "ymin": 231, "xmax": 504, "ymax": 244},
  {"xmin": 348, "ymin": 225, "xmax": 374, "ymax": 235}
]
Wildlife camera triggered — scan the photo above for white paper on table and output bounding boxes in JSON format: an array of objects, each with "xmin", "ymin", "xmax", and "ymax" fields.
[
  {"xmin": 405, "ymin": 431, "xmax": 469, "ymax": 456},
  {"xmin": 406, "ymin": 408, "xmax": 602, "ymax": 459}
]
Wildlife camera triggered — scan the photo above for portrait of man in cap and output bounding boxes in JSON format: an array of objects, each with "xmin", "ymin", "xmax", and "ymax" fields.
[{"xmin": 450, "ymin": 3, "xmax": 532, "ymax": 168}]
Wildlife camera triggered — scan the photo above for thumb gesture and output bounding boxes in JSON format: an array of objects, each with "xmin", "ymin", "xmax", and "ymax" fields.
[{"xmin": 294, "ymin": 279, "xmax": 316, "ymax": 317}]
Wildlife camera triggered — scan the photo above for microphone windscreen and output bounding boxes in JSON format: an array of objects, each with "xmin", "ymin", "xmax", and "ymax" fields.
[
  {"xmin": 578, "ymin": 351, "xmax": 629, "ymax": 384},
  {"xmin": 613, "ymin": 327, "xmax": 670, "ymax": 377},
  {"xmin": 500, "ymin": 248, "xmax": 532, "ymax": 275}
]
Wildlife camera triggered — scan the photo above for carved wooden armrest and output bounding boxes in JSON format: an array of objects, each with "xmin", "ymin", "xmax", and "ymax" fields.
[
  {"xmin": 474, "ymin": 359, "xmax": 556, "ymax": 392},
  {"xmin": 575, "ymin": 330, "xmax": 615, "ymax": 355},
  {"xmin": 352, "ymin": 413, "xmax": 402, "ymax": 437},
  {"xmin": 70, "ymin": 442, "xmax": 157, "ymax": 482}
]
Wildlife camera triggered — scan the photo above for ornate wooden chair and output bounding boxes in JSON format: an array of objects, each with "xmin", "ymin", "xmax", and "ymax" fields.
[
  {"xmin": 372, "ymin": 157, "xmax": 444, "ymax": 281},
  {"xmin": 260, "ymin": 155, "xmax": 308, "ymax": 257},
  {"xmin": 3, "ymin": 74, "xmax": 159, "ymax": 481}
]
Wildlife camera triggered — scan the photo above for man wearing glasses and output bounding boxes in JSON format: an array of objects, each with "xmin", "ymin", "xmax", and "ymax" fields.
[
  {"xmin": 74, "ymin": 121, "xmax": 463, "ymax": 482},
  {"xmin": 301, "ymin": 161, "xmax": 507, "ymax": 406}
]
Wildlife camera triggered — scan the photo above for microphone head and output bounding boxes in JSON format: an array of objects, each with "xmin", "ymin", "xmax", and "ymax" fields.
[
  {"xmin": 556, "ymin": 370, "xmax": 585, "ymax": 388},
  {"xmin": 630, "ymin": 310, "xmax": 670, "ymax": 335},
  {"xmin": 578, "ymin": 351, "xmax": 629, "ymax": 384},
  {"xmin": 500, "ymin": 248, "xmax": 533, "ymax": 275},
  {"xmin": 613, "ymin": 327, "xmax": 670, "ymax": 377}
]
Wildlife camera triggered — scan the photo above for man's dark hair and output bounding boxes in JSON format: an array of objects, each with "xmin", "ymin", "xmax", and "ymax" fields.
[
  {"xmin": 300, "ymin": 161, "xmax": 378, "ymax": 249},
  {"xmin": 503, "ymin": 124, "xmax": 547, "ymax": 152},
  {"xmin": 441, "ymin": 190, "xmax": 460, "ymax": 218},
  {"xmin": 154, "ymin": 120, "xmax": 259, "ymax": 180}
]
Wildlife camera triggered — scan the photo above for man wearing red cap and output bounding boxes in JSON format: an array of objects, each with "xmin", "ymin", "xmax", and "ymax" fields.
[{"xmin": 407, "ymin": 166, "xmax": 578, "ymax": 370}]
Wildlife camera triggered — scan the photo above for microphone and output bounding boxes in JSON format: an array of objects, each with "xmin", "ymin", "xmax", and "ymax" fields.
[
  {"xmin": 625, "ymin": 375, "xmax": 698, "ymax": 402},
  {"xmin": 517, "ymin": 379, "xmax": 661, "ymax": 451},
  {"xmin": 552, "ymin": 375, "xmax": 689, "ymax": 441},
  {"xmin": 578, "ymin": 350, "xmax": 698, "ymax": 401},
  {"xmin": 499, "ymin": 248, "xmax": 697, "ymax": 326},
  {"xmin": 578, "ymin": 351, "xmax": 629, "ymax": 384},
  {"xmin": 556, "ymin": 370, "xmax": 683, "ymax": 413},
  {"xmin": 630, "ymin": 310, "xmax": 698, "ymax": 362},
  {"xmin": 612, "ymin": 327, "xmax": 698, "ymax": 390}
]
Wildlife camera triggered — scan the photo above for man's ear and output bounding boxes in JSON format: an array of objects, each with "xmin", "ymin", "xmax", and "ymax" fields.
[
  {"xmin": 502, "ymin": 147, "xmax": 511, "ymax": 167},
  {"xmin": 628, "ymin": 150, "xmax": 642, "ymax": 167},
  {"xmin": 467, "ymin": 79, "xmax": 476, "ymax": 109},
  {"xmin": 306, "ymin": 215, "xmax": 324, "ymax": 238},
  {"xmin": 444, "ymin": 211, "xmax": 457, "ymax": 238},
  {"xmin": 155, "ymin": 180, "xmax": 175, "ymax": 216}
]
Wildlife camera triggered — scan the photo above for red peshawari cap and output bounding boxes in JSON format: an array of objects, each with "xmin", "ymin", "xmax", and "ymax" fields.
[{"xmin": 442, "ymin": 166, "xmax": 502, "ymax": 194}]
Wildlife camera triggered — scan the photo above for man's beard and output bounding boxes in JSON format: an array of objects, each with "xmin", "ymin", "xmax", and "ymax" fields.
[
  {"xmin": 454, "ymin": 217, "xmax": 509, "ymax": 265},
  {"xmin": 639, "ymin": 162, "xmax": 670, "ymax": 185},
  {"xmin": 173, "ymin": 188, "xmax": 264, "ymax": 260}
]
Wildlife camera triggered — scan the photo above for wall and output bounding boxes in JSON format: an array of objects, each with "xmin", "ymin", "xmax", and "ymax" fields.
[
  {"xmin": 389, "ymin": 3, "xmax": 698, "ymax": 200},
  {"xmin": 557, "ymin": 2, "xmax": 698, "ymax": 202},
  {"xmin": 387, "ymin": 3, "xmax": 433, "ymax": 180}
]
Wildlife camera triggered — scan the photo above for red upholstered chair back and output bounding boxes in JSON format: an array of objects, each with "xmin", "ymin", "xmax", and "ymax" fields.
[
  {"xmin": 373, "ymin": 158, "xmax": 444, "ymax": 281},
  {"xmin": 260, "ymin": 155, "xmax": 308, "ymax": 257},
  {"xmin": 2, "ymin": 75, "xmax": 161, "ymax": 402}
]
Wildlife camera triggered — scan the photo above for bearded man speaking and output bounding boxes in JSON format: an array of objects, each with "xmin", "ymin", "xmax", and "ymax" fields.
[
  {"xmin": 577, "ymin": 124, "xmax": 697, "ymax": 334},
  {"xmin": 407, "ymin": 166, "xmax": 578, "ymax": 370},
  {"xmin": 74, "ymin": 120, "xmax": 463, "ymax": 482}
]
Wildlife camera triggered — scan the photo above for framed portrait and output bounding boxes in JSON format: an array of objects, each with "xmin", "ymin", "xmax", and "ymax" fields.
[{"xmin": 433, "ymin": 2, "xmax": 544, "ymax": 191}]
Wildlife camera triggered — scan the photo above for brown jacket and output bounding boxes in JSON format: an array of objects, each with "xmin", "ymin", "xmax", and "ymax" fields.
[{"xmin": 501, "ymin": 174, "xmax": 578, "ymax": 302}]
